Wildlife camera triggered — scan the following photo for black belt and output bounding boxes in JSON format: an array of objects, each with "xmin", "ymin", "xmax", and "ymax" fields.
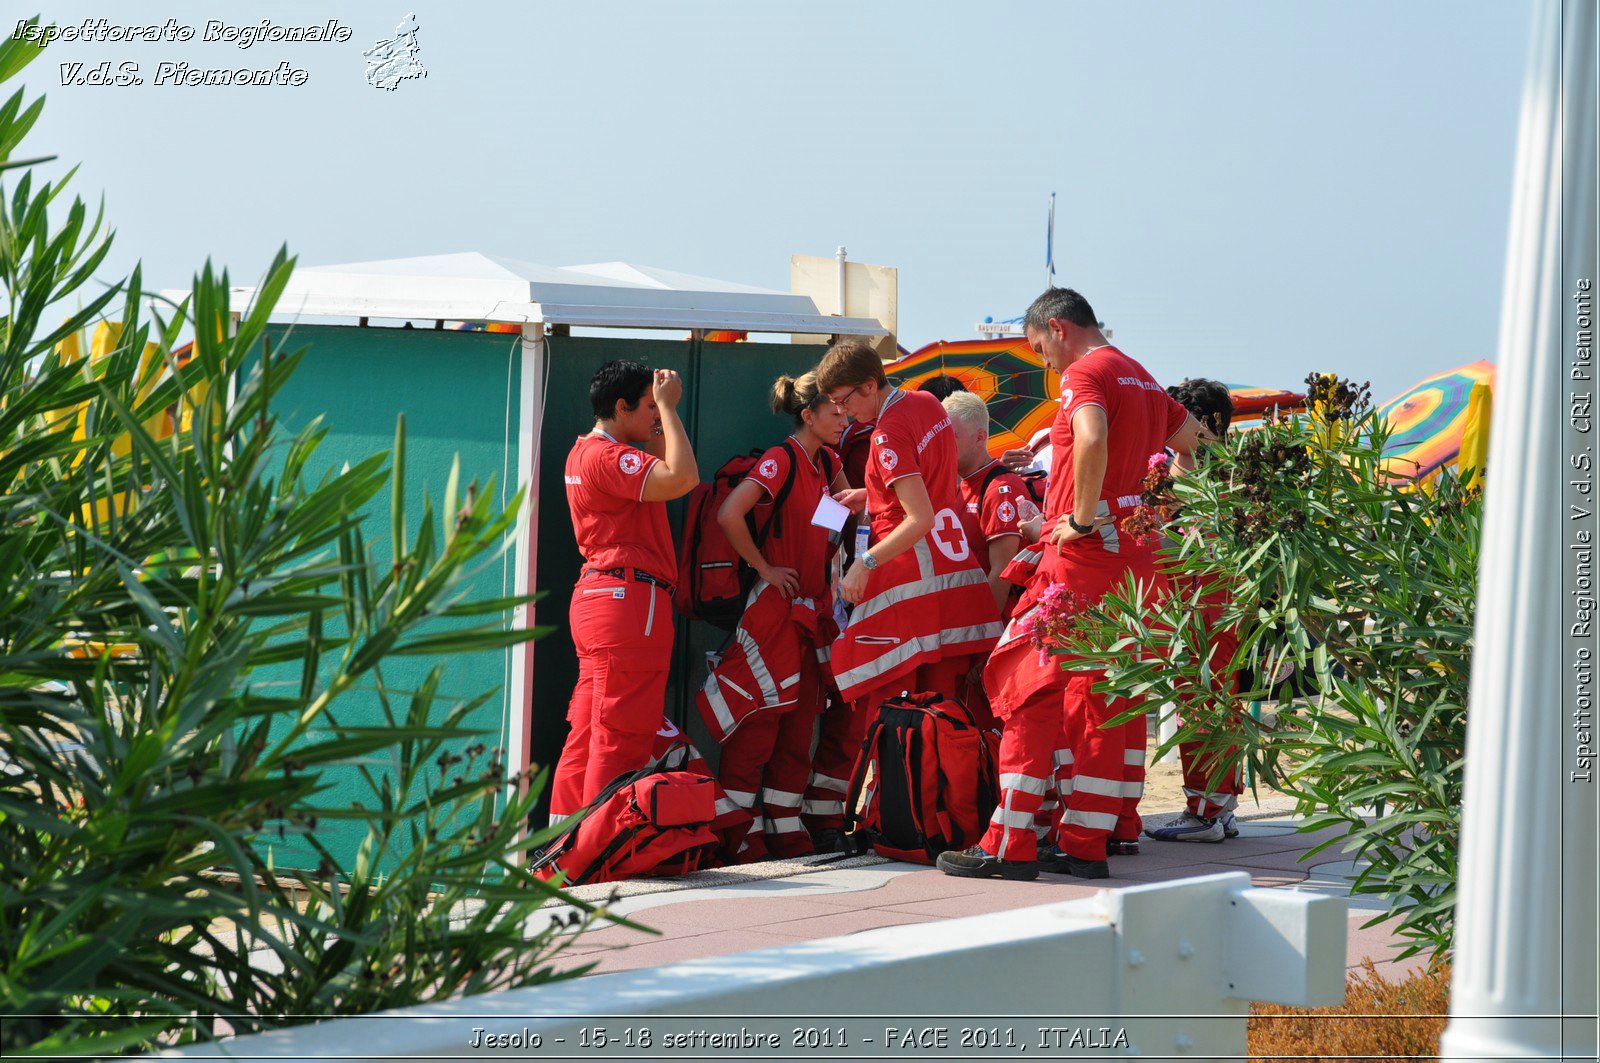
[{"xmin": 583, "ymin": 567, "xmax": 673, "ymax": 591}]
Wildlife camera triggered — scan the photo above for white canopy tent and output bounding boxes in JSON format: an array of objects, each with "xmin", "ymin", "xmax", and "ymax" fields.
[{"xmin": 176, "ymin": 251, "xmax": 889, "ymax": 337}]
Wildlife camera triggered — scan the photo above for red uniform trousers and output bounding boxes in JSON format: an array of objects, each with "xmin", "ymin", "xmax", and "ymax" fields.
[
  {"xmin": 981, "ymin": 546, "xmax": 1161, "ymax": 862},
  {"xmin": 803, "ymin": 682, "xmax": 859, "ymax": 833},
  {"xmin": 550, "ymin": 571, "xmax": 674, "ymax": 817},
  {"xmin": 1177, "ymin": 624, "xmax": 1244, "ymax": 818},
  {"xmin": 718, "ymin": 638, "xmax": 827, "ymax": 860}
]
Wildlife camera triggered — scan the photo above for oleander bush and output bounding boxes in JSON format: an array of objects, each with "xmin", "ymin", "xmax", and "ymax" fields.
[
  {"xmin": 1065, "ymin": 377, "xmax": 1479, "ymax": 963},
  {"xmin": 0, "ymin": 23, "xmax": 610, "ymax": 1057}
]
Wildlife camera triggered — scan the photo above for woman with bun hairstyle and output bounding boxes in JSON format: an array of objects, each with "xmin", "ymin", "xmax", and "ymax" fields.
[
  {"xmin": 696, "ymin": 372, "xmax": 848, "ymax": 859},
  {"xmin": 808, "ymin": 343, "xmax": 1002, "ymax": 809}
]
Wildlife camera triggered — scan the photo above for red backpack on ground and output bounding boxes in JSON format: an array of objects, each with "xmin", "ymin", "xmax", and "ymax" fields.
[
  {"xmin": 675, "ymin": 440, "xmax": 829, "ymax": 631},
  {"xmin": 650, "ymin": 720, "xmax": 753, "ymax": 858},
  {"xmin": 843, "ymin": 692, "xmax": 1001, "ymax": 865},
  {"xmin": 531, "ymin": 746, "xmax": 735, "ymax": 886}
]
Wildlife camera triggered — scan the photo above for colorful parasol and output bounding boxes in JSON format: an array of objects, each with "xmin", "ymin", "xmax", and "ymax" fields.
[
  {"xmin": 886, "ymin": 337, "xmax": 1060, "ymax": 456},
  {"xmin": 1223, "ymin": 383, "xmax": 1307, "ymax": 422},
  {"xmin": 889, "ymin": 338, "xmax": 1306, "ymax": 456},
  {"xmin": 1374, "ymin": 360, "xmax": 1496, "ymax": 480}
]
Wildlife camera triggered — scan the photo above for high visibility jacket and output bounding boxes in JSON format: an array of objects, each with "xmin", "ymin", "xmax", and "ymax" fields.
[
  {"xmin": 696, "ymin": 582, "xmax": 835, "ymax": 743},
  {"xmin": 830, "ymin": 535, "xmax": 1001, "ymax": 703}
]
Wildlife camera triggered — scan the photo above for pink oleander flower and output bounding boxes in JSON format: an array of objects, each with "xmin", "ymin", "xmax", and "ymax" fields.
[
  {"xmin": 1126, "ymin": 450, "xmax": 1180, "ymax": 547},
  {"xmin": 1023, "ymin": 582, "xmax": 1087, "ymax": 664}
]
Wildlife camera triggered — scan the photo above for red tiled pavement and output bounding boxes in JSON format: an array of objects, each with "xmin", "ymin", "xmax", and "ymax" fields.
[{"xmin": 553, "ymin": 818, "xmax": 1414, "ymax": 977}]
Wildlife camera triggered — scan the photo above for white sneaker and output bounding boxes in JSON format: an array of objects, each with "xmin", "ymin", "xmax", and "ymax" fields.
[
  {"xmin": 1221, "ymin": 811, "xmax": 1239, "ymax": 838},
  {"xmin": 1143, "ymin": 811, "xmax": 1225, "ymax": 843}
]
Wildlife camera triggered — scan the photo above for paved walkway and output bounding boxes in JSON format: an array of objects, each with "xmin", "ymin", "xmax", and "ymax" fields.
[{"xmin": 543, "ymin": 800, "xmax": 1425, "ymax": 987}]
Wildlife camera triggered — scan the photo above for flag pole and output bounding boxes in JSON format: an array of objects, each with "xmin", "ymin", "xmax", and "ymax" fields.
[{"xmin": 1046, "ymin": 192, "xmax": 1056, "ymax": 289}]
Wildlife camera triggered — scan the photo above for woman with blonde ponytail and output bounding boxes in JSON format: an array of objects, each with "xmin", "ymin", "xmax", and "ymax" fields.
[{"xmin": 698, "ymin": 371, "xmax": 849, "ymax": 860}]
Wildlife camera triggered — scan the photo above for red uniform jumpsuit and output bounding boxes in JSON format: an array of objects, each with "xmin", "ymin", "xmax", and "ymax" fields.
[
  {"xmin": 810, "ymin": 390, "xmax": 1002, "ymax": 826},
  {"xmin": 550, "ymin": 431, "xmax": 677, "ymax": 818},
  {"xmin": 981, "ymin": 349, "xmax": 1190, "ymax": 862},
  {"xmin": 709, "ymin": 441, "xmax": 841, "ymax": 859},
  {"xmin": 1173, "ymin": 564, "xmax": 1245, "ymax": 818},
  {"xmin": 958, "ymin": 459, "xmax": 1036, "ymax": 718},
  {"xmin": 805, "ymin": 420, "xmax": 873, "ymax": 833}
]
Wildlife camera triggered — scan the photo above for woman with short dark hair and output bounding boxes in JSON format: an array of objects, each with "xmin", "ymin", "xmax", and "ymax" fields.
[{"xmin": 551, "ymin": 360, "xmax": 698, "ymax": 819}]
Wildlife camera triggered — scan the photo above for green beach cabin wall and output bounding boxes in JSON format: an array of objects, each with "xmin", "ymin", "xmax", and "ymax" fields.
[
  {"xmin": 258, "ymin": 323, "xmax": 525, "ymax": 873},
  {"xmin": 257, "ymin": 323, "xmax": 829, "ymax": 869}
]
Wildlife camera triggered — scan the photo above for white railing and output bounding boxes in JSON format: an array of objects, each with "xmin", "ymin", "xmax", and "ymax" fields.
[{"xmin": 153, "ymin": 872, "xmax": 1344, "ymax": 1060}]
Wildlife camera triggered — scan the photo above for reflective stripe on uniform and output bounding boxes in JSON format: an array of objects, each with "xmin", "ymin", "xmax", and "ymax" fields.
[
  {"xmin": 762, "ymin": 786, "xmax": 804, "ymax": 806},
  {"xmin": 990, "ymin": 806, "xmax": 1037, "ymax": 829},
  {"xmin": 1094, "ymin": 498, "xmax": 1120, "ymax": 554},
  {"xmin": 810, "ymin": 772, "xmax": 849, "ymax": 794},
  {"xmin": 702, "ymin": 674, "xmax": 739, "ymax": 735},
  {"xmin": 845, "ymin": 564, "xmax": 991, "ymax": 630},
  {"xmin": 834, "ymin": 623, "xmax": 1002, "ymax": 693},
  {"xmin": 736, "ymin": 626, "xmax": 781, "ymax": 704},
  {"xmin": 1073, "ymin": 775, "xmax": 1142, "ymax": 799},
  {"xmin": 1064, "ymin": 808, "xmax": 1119, "ymax": 832},
  {"xmin": 1124, "ymin": 748, "xmax": 1144, "ymax": 765},
  {"xmin": 998, "ymin": 772, "xmax": 1048, "ymax": 796},
  {"xmin": 803, "ymin": 799, "xmax": 843, "ymax": 816}
]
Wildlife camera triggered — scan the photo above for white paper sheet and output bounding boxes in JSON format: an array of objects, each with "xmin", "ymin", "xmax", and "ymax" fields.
[{"xmin": 810, "ymin": 493, "xmax": 851, "ymax": 533}]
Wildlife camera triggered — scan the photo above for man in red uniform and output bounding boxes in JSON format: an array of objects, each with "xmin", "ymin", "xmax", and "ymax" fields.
[
  {"xmin": 938, "ymin": 288, "xmax": 1205, "ymax": 881},
  {"xmin": 550, "ymin": 361, "xmax": 699, "ymax": 819}
]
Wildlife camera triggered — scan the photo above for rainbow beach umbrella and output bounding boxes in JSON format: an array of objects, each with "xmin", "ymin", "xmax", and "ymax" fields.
[
  {"xmin": 889, "ymin": 337, "xmax": 1307, "ymax": 456},
  {"xmin": 887, "ymin": 337, "xmax": 1059, "ymax": 457},
  {"xmin": 1374, "ymin": 360, "xmax": 1496, "ymax": 480}
]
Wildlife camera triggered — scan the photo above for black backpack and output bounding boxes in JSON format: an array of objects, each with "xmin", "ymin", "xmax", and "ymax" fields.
[{"xmin": 842, "ymin": 693, "xmax": 1001, "ymax": 864}]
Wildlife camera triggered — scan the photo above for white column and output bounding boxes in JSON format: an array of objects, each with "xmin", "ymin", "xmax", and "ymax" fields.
[
  {"xmin": 1442, "ymin": 2, "xmax": 1597, "ymax": 1059},
  {"xmin": 505, "ymin": 325, "xmax": 546, "ymax": 790}
]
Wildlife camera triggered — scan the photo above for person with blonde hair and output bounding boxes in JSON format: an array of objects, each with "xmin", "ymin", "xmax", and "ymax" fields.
[
  {"xmin": 943, "ymin": 390, "xmax": 1036, "ymax": 622},
  {"xmin": 698, "ymin": 371, "xmax": 848, "ymax": 859},
  {"xmin": 806, "ymin": 343, "xmax": 1001, "ymax": 838}
]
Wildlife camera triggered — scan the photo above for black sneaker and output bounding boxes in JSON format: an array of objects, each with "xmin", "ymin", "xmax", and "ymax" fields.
[
  {"xmin": 1108, "ymin": 838, "xmax": 1141, "ymax": 856},
  {"xmin": 1037, "ymin": 845, "xmax": 1072, "ymax": 874},
  {"xmin": 936, "ymin": 845, "xmax": 1039, "ymax": 881},
  {"xmin": 810, "ymin": 828, "xmax": 846, "ymax": 854},
  {"xmin": 1036, "ymin": 846, "xmax": 1110, "ymax": 879}
]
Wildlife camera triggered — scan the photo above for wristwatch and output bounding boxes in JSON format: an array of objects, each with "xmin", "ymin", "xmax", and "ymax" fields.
[
  {"xmin": 860, "ymin": 551, "xmax": 878, "ymax": 571},
  {"xmin": 1066, "ymin": 514, "xmax": 1095, "ymax": 535}
]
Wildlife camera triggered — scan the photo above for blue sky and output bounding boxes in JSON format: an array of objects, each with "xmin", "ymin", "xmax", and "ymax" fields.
[{"xmin": 26, "ymin": 1, "xmax": 1533, "ymax": 399}]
